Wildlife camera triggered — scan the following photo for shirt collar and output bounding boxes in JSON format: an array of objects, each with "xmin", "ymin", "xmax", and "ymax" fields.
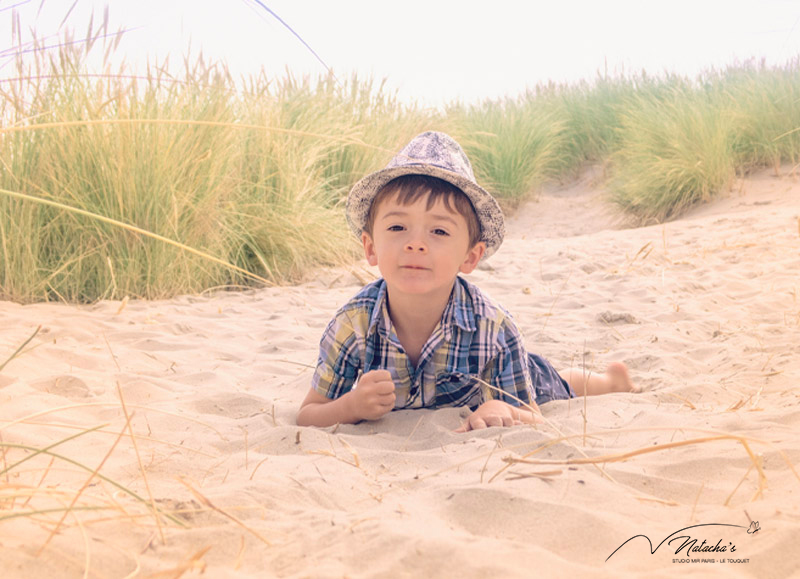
[
  {"xmin": 450, "ymin": 276, "xmax": 477, "ymax": 332},
  {"xmin": 367, "ymin": 277, "xmax": 477, "ymax": 341},
  {"xmin": 367, "ymin": 280, "xmax": 394, "ymax": 343}
]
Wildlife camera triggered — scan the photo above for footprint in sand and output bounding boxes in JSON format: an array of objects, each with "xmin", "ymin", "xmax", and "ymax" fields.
[
  {"xmin": 30, "ymin": 375, "xmax": 91, "ymax": 398},
  {"xmin": 596, "ymin": 311, "xmax": 638, "ymax": 325},
  {"xmin": 193, "ymin": 393, "xmax": 269, "ymax": 419}
]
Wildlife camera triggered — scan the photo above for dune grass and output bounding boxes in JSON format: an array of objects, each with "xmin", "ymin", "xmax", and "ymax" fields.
[
  {"xmin": 445, "ymin": 96, "xmax": 570, "ymax": 208},
  {"xmin": 1, "ymin": 37, "xmax": 243, "ymax": 301},
  {"xmin": 551, "ymin": 74, "xmax": 634, "ymax": 165},
  {"xmin": 0, "ymin": 29, "xmax": 434, "ymax": 302},
  {"xmin": 706, "ymin": 59, "xmax": 800, "ymax": 173},
  {"xmin": 608, "ymin": 78, "xmax": 736, "ymax": 222},
  {"xmin": 2, "ymin": 25, "xmax": 800, "ymax": 302}
]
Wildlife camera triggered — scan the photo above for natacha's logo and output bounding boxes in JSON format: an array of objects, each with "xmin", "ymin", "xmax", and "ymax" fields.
[{"xmin": 606, "ymin": 522, "xmax": 758, "ymax": 563}]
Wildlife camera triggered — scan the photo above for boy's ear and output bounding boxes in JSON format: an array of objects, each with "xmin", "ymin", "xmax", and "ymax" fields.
[
  {"xmin": 361, "ymin": 232, "xmax": 378, "ymax": 266},
  {"xmin": 459, "ymin": 241, "xmax": 486, "ymax": 274}
]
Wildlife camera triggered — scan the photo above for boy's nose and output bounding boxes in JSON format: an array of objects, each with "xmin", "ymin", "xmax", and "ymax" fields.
[{"xmin": 404, "ymin": 240, "xmax": 427, "ymax": 253}]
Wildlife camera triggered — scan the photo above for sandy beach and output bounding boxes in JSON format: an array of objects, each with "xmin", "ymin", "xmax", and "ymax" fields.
[{"xmin": 1, "ymin": 166, "xmax": 798, "ymax": 578}]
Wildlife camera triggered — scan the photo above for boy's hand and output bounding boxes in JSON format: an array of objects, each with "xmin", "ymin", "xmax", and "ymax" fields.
[
  {"xmin": 455, "ymin": 399, "xmax": 540, "ymax": 432},
  {"xmin": 348, "ymin": 369, "xmax": 396, "ymax": 421}
]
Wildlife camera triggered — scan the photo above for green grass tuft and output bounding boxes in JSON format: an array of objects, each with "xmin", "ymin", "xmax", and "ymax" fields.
[{"xmin": 609, "ymin": 79, "xmax": 736, "ymax": 222}]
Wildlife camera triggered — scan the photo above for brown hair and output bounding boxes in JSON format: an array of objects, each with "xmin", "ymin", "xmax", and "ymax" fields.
[{"xmin": 364, "ymin": 175, "xmax": 482, "ymax": 247}]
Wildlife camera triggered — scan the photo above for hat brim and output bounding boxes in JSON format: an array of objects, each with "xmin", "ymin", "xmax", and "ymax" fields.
[{"xmin": 346, "ymin": 164, "xmax": 505, "ymax": 259}]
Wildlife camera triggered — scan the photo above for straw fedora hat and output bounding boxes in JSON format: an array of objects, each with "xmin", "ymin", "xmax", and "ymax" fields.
[{"xmin": 346, "ymin": 131, "xmax": 505, "ymax": 258}]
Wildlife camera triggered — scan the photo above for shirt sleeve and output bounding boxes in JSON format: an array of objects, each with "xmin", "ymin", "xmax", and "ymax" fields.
[
  {"xmin": 480, "ymin": 317, "xmax": 533, "ymax": 407},
  {"xmin": 311, "ymin": 311, "xmax": 363, "ymax": 399}
]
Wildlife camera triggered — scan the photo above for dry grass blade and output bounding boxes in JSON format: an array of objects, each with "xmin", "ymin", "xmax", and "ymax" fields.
[
  {"xmin": 338, "ymin": 437, "xmax": 361, "ymax": 469},
  {"xmin": 37, "ymin": 412, "xmax": 132, "ymax": 556},
  {"xmin": 307, "ymin": 434, "xmax": 363, "ymax": 470},
  {"xmin": 249, "ymin": 456, "xmax": 270, "ymax": 480},
  {"xmin": 502, "ymin": 434, "xmax": 742, "ymax": 466},
  {"xmin": 116, "ymin": 382, "xmax": 165, "ymax": 544},
  {"xmin": 725, "ymin": 465, "xmax": 756, "ymax": 506},
  {"xmin": 505, "ymin": 469, "xmax": 563, "ymax": 480},
  {"xmin": 726, "ymin": 398, "xmax": 748, "ymax": 412},
  {"xmin": 631, "ymin": 241, "xmax": 654, "ymax": 264},
  {"xmin": 0, "ymin": 505, "xmax": 108, "ymax": 522},
  {"xmin": 3, "ymin": 420, "xmax": 215, "ymax": 457},
  {"xmin": 177, "ymin": 477, "xmax": 272, "ymax": 546},
  {"xmin": 667, "ymin": 392, "xmax": 697, "ymax": 409},
  {"xmin": 0, "ymin": 402, "xmax": 228, "ymax": 441},
  {"xmin": 401, "ymin": 416, "xmax": 425, "ymax": 451},
  {"xmin": 0, "ymin": 118, "xmax": 397, "ymax": 156},
  {"xmin": 0, "ymin": 432, "xmax": 7, "ymax": 485},
  {"xmin": 235, "ymin": 535, "xmax": 246, "ymax": 571},
  {"xmin": 146, "ymin": 546, "xmax": 212, "ymax": 579},
  {"xmin": 635, "ymin": 496, "xmax": 680, "ymax": 506},
  {"xmin": 469, "ymin": 375, "xmax": 618, "ymax": 484},
  {"xmin": 23, "ymin": 456, "xmax": 55, "ymax": 508},
  {"xmin": 480, "ymin": 438, "xmax": 501, "ymax": 484},
  {"xmin": 738, "ymin": 439, "xmax": 768, "ymax": 500},
  {"xmin": 541, "ymin": 269, "xmax": 573, "ymax": 332},
  {"xmin": 307, "ymin": 449, "xmax": 361, "ymax": 469},
  {"xmin": 500, "ymin": 430, "xmax": 795, "ymax": 504},
  {"xmin": 690, "ymin": 481, "xmax": 706, "ymax": 522},
  {"xmin": 0, "ymin": 325, "xmax": 41, "ymax": 372},
  {"xmin": 0, "ymin": 423, "xmax": 107, "ymax": 477},
  {"xmin": 0, "ymin": 441, "xmax": 187, "ymax": 527}
]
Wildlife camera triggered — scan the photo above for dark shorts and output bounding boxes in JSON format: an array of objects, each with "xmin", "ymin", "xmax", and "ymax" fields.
[{"xmin": 528, "ymin": 353, "xmax": 574, "ymax": 406}]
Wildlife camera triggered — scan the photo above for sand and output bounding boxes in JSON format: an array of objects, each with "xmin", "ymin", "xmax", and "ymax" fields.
[{"xmin": 1, "ymin": 166, "xmax": 798, "ymax": 578}]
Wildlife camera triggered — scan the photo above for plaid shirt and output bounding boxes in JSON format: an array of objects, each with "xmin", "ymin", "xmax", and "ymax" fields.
[{"xmin": 311, "ymin": 277, "xmax": 533, "ymax": 410}]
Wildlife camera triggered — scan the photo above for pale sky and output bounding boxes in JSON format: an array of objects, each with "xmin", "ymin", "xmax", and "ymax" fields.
[{"xmin": 2, "ymin": 0, "xmax": 800, "ymax": 107}]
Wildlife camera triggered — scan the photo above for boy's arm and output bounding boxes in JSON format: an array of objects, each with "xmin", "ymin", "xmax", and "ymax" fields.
[
  {"xmin": 297, "ymin": 369, "xmax": 396, "ymax": 427},
  {"xmin": 296, "ymin": 389, "xmax": 360, "ymax": 427}
]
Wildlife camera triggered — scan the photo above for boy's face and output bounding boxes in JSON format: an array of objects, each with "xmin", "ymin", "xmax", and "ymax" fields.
[{"xmin": 361, "ymin": 193, "xmax": 485, "ymax": 299}]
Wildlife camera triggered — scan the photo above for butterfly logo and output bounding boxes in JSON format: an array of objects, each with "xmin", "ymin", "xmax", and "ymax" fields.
[{"xmin": 747, "ymin": 521, "xmax": 761, "ymax": 534}]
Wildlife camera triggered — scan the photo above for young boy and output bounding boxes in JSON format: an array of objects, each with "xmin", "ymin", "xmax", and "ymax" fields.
[{"xmin": 297, "ymin": 131, "xmax": 634, "ymax": 431}]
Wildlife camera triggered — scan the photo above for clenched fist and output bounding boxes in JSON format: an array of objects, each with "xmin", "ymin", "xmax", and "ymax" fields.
[{"xmin": 349, "ymin": 369, "xmax": 396, "ymax": 421}]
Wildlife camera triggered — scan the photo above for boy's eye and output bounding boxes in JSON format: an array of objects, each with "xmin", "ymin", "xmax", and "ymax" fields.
[
  {"xmin": 432, "ymin": 228, "xmax": 449, "ymax": 236},
  {"xmin": 387, "ymin": 225, "xmax": 405, "ymax": 232}
]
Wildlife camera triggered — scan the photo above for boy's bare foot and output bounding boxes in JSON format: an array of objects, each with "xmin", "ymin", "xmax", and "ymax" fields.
[
  {"xmin": 562, "ymin": 362, "xmax": 641, "ymax": 396},
  {"xmin": 606, "ymin": 361, "xmax": 640, "ymax": 393}
]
